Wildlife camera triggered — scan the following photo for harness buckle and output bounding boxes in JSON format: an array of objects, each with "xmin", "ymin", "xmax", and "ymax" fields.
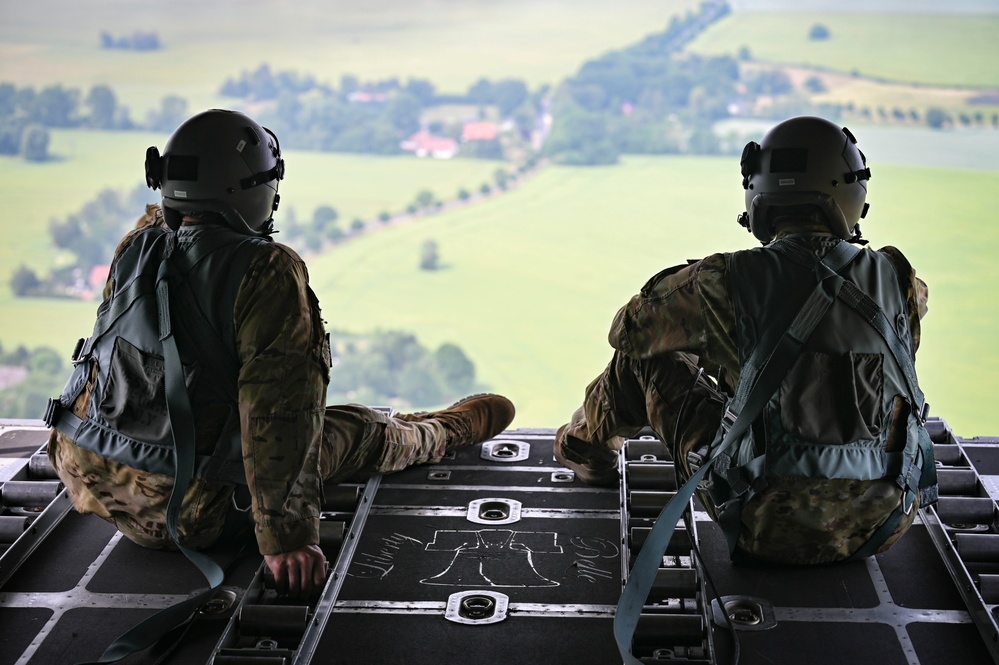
[
  {"xmin": 721, "ymin": 407, "xmax": 738, "ymax": 433},
  {"xmin": 70, "ymin": 337, "xmax": 89, "ymax": 366},
  {"xmin": 43, "ymin": 398, "xmax": 59, "ymax": 427}
]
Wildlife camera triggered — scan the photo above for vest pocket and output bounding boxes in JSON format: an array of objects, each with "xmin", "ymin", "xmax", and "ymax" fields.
[
  {"xmin": 99, "ymin": 337, "xmax": 198, "ymax": 447},
  {"xmin": 779, "ymin": 351, "xmax": 883, "ymax": 444}
]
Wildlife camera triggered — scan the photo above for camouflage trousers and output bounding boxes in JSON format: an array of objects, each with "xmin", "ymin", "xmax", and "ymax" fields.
[
  {"xmin": 558, "ymin": 350, "xmax": 725, "ymax": 479},
  {"xmin": 559, "ymin": 351, "xmax": 917, "ymax": 564},
  {"xmin": 319, "ymin": 404, "xmax": 451, "ymax": 485},
  {"xmin": 49, "ymin": 403, "xmax": 452, "ymax": 553}
]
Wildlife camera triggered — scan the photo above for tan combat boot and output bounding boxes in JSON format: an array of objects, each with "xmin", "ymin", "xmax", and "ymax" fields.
[{"xmin": 398, "ymin": 394, "xmax": 515, "ymax": 451}]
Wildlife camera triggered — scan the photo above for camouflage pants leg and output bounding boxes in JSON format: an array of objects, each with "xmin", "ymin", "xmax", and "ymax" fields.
[
  {"xmin": 559, "ymin": 350, "xmax": 724, "ymax": 477},
  {"xmin": 319, "ymin": 404, "xmax": 449, "ymax": 485}
]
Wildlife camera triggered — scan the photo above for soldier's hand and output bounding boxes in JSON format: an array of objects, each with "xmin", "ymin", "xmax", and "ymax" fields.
[{"xmin": 264, "ymin": 544, "xmax": 327, "ymax": 598}]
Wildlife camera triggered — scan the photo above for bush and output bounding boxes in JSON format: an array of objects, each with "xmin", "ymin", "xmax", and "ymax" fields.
[
  {"xmin": 926, "ymin": 107, "xmax": 950, "ymax": 130},
  {"xmin": 809, "ymin": 24, "xmax": 831, "ymax": 40},
  {"xmin": 10, "ymin": 264, "xmax": 42, "ymax": 296},
  {"xmin": 20, "ymin": 124, "xmax": 49, "ymax": 161},
  {"xmin": 804, "ymin": 76, "xmax": 827, "ymax": 94},
  {"xmin": 419, "ymin": 240, "xmax": 440, "ymax": 271},
  {"xmin": 327, "ymin": 330, "xmax": 478, "ymax": 409}
]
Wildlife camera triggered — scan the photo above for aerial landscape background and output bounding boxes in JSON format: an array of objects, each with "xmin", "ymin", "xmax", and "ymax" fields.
[{"xmin": 1, "ymin": 0, "xmax": 996, "ymax": 436}]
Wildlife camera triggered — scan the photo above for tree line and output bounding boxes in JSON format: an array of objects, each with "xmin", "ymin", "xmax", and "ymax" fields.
[
  {"xmin": 0, "ymin": 330, "xmax": 479, "ymax": 419},
  {"xmin": 0, "ymin": 343, "xmax": 66, "ymax": 420},
  {"xmin": 218, "ymin": 64, "xmax": 545, "ymax": 159},
  {"xmin": 542, "ymin": 0, "xmax": 746, "ymax": 164},
  {"xmin": 327, "ymin": 331, "xmax": 478, "ymax": 409},
  {"xmin": 0, "ymin": 81, "xmax": 196, "ymax": 160}
]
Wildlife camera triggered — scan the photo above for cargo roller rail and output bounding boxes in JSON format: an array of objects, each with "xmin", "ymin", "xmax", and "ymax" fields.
[{"xmin": 1, "ymin": 418, "xmax": 997, "ymax": 664}]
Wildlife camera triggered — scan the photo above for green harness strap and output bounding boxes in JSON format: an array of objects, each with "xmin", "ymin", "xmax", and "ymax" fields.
[
  {"xmin": 614, "ymin": 239, "xmax": 860, "ymax": 664},
  {"xmin": 82, "ymin": 237, "xmax": 227, "ymax": 664}
]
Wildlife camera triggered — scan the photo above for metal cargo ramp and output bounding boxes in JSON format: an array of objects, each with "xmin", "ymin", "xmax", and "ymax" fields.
[{"xmin": 1, "ymin": 418, "xmax": 998, "ymax": 664}]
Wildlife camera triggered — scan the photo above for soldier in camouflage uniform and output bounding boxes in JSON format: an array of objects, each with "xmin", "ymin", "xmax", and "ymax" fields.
[
  {"xmin": 47, "ymin": 110, "xmax": 514, "ymax": 597},
  {"xmin": 555, "ymin": 116, "xmax": 928, "ymax": 563}
]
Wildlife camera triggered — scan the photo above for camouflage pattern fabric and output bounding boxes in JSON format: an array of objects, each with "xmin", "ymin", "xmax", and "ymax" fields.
[
  {"xmin": 559, "ymin": 228, "xmax": 928, "ymax": 563},
  {"xmin": 737, "ymin": 476, "xmax": 918, "ymax": 564},
  {"xmin": 49, "ymin": 206, "xmax": 454, "ymax": 556}
]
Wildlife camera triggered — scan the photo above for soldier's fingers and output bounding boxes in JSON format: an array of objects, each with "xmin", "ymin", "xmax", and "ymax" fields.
[
  {"xmin": 276, "ymin": 567, "xmax": 290, "ymax": 596},
  {"xmin": 313, "ymin": 557, "xmax": 327, "ymax": 590},
  {"xmin": 286, "ymin": 560, "xmax": 302, "ymax": 598}
]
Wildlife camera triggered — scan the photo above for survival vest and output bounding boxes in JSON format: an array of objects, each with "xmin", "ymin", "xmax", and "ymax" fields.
[
  {"xmin": 698, "ymin": 235, "xmax": 939, "ymax": 564},
  {"xmin": 45, "ymin": 223, "xmax": 270, "ymax": 485}
]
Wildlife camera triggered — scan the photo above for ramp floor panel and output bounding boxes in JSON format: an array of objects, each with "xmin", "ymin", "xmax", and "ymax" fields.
[
  {"xmin": 319, "ymin": 613, "xmax": 621, "ymax": 665},
  {"xmin": 1, "ymin": 421, "xmax": 997, "ymax": 664}
]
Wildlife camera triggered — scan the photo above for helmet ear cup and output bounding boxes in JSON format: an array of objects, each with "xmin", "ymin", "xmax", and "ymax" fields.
[
  {"xmin": 740, "ymin": 141, "xmax": 760, "ymax": 190},
  {"xmin": 144, "ymin": 146, "xmax": 163, "ymax": 190}
]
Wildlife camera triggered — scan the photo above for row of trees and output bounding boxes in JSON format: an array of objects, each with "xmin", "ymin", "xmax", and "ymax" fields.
[
  {"xmin": 218, "ymin": 64, "xmax": 546, "ymax": 158},
  {"xmin": 11, "ymin": 185, "xmax": 156, "ymax": 298},
  {"xmin": 0, "ymin": 330, "xmax": 481, "ymax": 419},
  {"xmin": 0, "ymin": 81, "xmax": 197, "ymax": 160},
  {"xmin": 544, "ymin": 0, "xmax": 737, "ymax": 164},
  {"xmin": 327, "ymin": 331, "xmax": 477, "ymax": 409},
  {"xmin": 0, "ymin": 343, "xmax": 66, "ymax": 419},
  {"xmin": 99, "ymin": 31, "xmax": 162, "ymax": 51}
]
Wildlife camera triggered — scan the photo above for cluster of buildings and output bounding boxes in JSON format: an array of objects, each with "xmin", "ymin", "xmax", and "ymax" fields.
[{"xmin": 399, "ymin": 121, "xmax": 499, "ymax": 159}]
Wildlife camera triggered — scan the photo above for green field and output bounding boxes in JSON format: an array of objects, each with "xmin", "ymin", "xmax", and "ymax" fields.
[
  {"xmin": 689, "ymin": 12, "xmax": 999, "ymax": 88},
  {"xmin": 0, "ymin": 0, "xmax": 699, "ymax": 117},
  {"xmin": 0, "ymin": 129, "xmax": 508, "ymax": 287},
  {"xmin": 301, "ymin": 157, "xmax": 999, "ymax": 438},
  {"xmin": 9, "ymin": 153, "xmax": 993, "ymax": 436},
  {"xmin": 2, "ymin": 1, "xmax": 998, "ymax": 437}
]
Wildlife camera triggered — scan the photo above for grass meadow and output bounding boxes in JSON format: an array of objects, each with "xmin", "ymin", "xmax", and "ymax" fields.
[
  {"xmin": 2, "ymin": 145, "xmax": 997, "ymax": 438},
  {"xmin": 688, "ymin": 12, "xmax": 999, "ymax": 89},
  {"xmin": 0, "ymin": 0, "xmax": 699, "ymax": 119},
  {"xmin": 0, "ymin": 129, "xmax": 506, "ymax": 280},
  {"xmin": 299, "ymin": 157, "xmax": 999, "ymax": 438}
]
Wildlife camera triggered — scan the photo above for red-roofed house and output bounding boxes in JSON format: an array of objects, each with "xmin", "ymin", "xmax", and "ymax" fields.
[
  {"xmin": 89, "ymin": 265, "xmax": 110, "ymax": 291},
  {"xmin": 400, "ymin": 130, "xmax": 459, "ymax": 159},
  {"xmin": 461, "ymin": 121, "xmax": 497, "ymax": 142}
]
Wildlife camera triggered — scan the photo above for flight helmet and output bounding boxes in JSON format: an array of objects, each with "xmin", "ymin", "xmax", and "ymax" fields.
[
  {"xmin": 738, "ymin": 116, "xmax": 871, "ymax": 244},
  {"xmin": 144, "ymin": 109, "xmax": 285, "ymax": 236}
]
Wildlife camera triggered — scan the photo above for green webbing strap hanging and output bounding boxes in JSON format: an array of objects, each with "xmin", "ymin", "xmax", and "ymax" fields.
[
  {"xmin": 614, "ymin": 240, "xmax": 861, "ymax": 664},
  {"xmin": 83, "ymin": 239, "xmax": 226, "ymax": 664}
]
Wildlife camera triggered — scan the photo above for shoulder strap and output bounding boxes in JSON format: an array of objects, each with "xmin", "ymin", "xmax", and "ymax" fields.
[{"xmin": 614, "ymin": 240, "xmax": 861, "ymax": 665}]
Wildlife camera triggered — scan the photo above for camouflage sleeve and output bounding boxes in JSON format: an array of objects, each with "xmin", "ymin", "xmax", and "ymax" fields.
[
  {"xmin": 233, "ymin": 243, "xmax": 329, "ymax": 556},
  {"xmin": 877, "ymin": 245, "xmax": 927, "ymax": 353},
  {"xmin": 608, "ymin": 253, "xmax": 739, "ymax": 377}
]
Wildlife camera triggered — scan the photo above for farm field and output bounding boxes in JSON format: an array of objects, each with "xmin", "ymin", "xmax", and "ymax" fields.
[
  {"xmin": 0, "ymin": 128, "xmax": 505, "ymax": 286},
  {"xmin": 2, "ymin": 147, "xmax": 997, "ymax": 437},
  {"xmin": 0, "ymin": 0, "xmax": 699, "ymax": 118},
  {"xmin": 688, "ymin": 12, "xmax": 999, "ymax": 88},
  {"xmin": 2, "ymin": 0, "xmax": 998, "ymax": 437},
  {"xmin": 299, "ymin": 156, "xmax": 999, "ymax": 438}
]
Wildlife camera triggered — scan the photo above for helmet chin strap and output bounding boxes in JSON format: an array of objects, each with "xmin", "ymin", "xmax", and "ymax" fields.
[{"xmin": 848, "ymin": 223, "xmax": 869, "ymax": 246}]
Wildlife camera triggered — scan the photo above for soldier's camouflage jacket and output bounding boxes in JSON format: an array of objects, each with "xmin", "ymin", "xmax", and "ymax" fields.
[
  {"xmin": 609, "ymin": 231, "xmax": 927, "ymax": 397},
  {"xmin": 48, "ymin": 206, "xmax": 329, "ymax": 555}
]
